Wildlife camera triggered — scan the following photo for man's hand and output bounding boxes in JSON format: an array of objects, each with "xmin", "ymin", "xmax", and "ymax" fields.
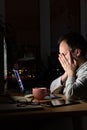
[{"xmin": 58, "ymin": 51, "xmax": 77, "ymax": 76}]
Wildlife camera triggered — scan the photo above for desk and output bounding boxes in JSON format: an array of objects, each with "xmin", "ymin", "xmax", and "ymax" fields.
[{"xmin": 0, "ymin": 94, "xmax": 87, "ymax": 130}]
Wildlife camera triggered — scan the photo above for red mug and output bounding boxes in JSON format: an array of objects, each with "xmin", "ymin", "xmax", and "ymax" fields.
[{"xmin": 32, "ymin": 87, "xmax": 47, "ymax": 100}]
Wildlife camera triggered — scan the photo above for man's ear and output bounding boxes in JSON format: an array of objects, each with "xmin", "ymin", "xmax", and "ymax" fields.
[{"xmin": 74, "ymin": 48, "xmax": 81, "ymax": 56}]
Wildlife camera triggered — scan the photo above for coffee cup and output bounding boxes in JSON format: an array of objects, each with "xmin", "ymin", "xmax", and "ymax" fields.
[{"xmin": 32, "ymin": 87, "xmax": 47, "ymax": 100}]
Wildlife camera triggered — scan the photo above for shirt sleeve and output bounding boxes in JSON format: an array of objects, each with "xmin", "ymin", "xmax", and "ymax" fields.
[
  {"xmin": 64, "ymin": 75, "xmax": 87, "ymax": 99},
  {"xmin": 50, "ymin": 76, "xmax": 63, "ymax": 93}
]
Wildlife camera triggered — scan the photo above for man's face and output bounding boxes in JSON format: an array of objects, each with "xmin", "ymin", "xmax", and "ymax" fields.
[{"xmin": 59, "ymin": 40, "xmax": 71, "ymax": 60}]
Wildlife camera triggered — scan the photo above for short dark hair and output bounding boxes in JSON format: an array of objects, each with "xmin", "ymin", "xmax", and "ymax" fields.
[{"xmin": 58, "ymin": 32, "xmax": 87, "ymax": 56}]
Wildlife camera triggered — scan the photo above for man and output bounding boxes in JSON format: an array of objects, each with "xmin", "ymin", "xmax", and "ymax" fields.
[{"xmin": 50, "ymin": 32, "xmax": 87, "ymax": 100}]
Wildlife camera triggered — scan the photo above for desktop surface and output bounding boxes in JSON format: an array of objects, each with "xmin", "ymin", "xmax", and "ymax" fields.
[
  {"xmin": 0, "ymin": 93, "xmax": 87, "ymax": 116},
  {"xmin": 0, "ymin": 93, "xmax": 87, "ymax": 130}
]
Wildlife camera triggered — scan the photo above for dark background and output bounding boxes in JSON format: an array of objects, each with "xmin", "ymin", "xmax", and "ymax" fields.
[{"xmin": 0, "ymin": 0, "xmax": 80, "ymax": 91}]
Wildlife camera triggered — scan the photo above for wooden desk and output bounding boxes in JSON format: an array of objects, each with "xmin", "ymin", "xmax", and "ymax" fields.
[{"xmin": 0, "ymin": 94, "xmax": 87, "ymax": 130}]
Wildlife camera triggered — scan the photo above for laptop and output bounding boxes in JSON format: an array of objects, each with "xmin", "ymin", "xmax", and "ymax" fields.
[
  {"xmin": 10, "ymin": 69, "xmax": 34, "ymax": 101},
  {"xmin": 13, "ymin": 69, "xmax": 32, "ymax": 96}
]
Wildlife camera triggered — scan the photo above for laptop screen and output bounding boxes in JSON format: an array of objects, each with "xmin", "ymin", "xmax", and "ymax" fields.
[{"xmin": 13, "ymin": 69, "xmax": 24, "ymax": 93}]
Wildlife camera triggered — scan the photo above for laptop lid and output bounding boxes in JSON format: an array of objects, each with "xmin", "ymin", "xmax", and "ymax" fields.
[{"xmin": 13, "ymin": 69, "xmax": 25, "ymax": 93}]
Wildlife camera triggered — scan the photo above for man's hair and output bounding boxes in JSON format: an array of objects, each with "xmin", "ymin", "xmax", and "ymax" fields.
[{"xmin": 58, "ymin": 32, "xmax": 87, "ymax": 56}]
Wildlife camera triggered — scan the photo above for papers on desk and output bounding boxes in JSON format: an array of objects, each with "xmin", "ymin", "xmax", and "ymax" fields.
[{"xmin": 10, "ymin": 95, "xmax": 33, "ymax": 103}]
